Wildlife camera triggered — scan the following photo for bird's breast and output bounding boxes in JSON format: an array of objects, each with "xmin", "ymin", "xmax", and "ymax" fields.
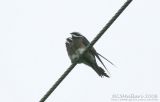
[
  {"xmin": 71, "ymin": 54, "xmax": 79, "ymax": 60},
  {"xmin": 70, "ymin": 48, "xmax": 85, "ymax": 63},
  {"xmin": 76, "ymin": 48, "xmax": 85, "ymax": 55}
]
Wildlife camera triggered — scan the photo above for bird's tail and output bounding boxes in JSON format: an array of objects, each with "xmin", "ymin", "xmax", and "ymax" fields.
[{"xmin": 93, "ymin": 66, "xmax": 110, "ymax": 78}]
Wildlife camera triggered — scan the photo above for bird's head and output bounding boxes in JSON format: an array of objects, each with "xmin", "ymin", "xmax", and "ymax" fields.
[{"xmin": 70, "ymin": 32, "xmax": 82, "ymax": 39}]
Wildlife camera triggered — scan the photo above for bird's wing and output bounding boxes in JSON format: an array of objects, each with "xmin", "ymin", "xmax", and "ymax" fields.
[
  {"xmin": 65, "ymin": 39, "xmax": 74, "ymax": 63},
  {"xmin": 81, "ymin": 36, "xmax": 108, "ymax": 70},
  {"xmin": 81, "ymin": 36, "xmax": 116, "ymax": 68}
]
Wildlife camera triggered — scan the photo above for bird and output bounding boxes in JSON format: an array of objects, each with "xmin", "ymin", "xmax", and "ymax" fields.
[
  {"xmin": 70, "ymin": 32, "xmax": 116, "ymax": 68},
  {"xmin": 65, "ymin": 32, "xmax": 114, "ymax": 77}
]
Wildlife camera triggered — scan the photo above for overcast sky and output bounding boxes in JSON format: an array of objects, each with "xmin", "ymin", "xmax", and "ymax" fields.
[{"xmin": 0, "ymin": 0, "xmax": 160, "ymax": 102}]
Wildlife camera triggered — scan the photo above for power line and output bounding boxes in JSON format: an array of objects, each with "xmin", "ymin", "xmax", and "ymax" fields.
[{"xmin": 39, "ymin": 0, "xmax": 133, "ymax": 101}]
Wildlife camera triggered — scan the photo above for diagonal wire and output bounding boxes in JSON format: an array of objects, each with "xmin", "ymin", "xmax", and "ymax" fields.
[{"xmin": 39, "ymin": 0, "xmax": 133, "ymax": 102}]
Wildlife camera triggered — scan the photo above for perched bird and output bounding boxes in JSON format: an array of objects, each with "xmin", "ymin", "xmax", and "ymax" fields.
[
  {"xmin": 65, "ymin": 32, "xmax": 114, "ymax": 77},
  {"xmin": 70, "ymin": 32, "xmax": 115, "ymax": 68}
]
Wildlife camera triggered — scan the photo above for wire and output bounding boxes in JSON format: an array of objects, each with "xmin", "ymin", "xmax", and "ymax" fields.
[{"xmin": 39, "ymin": 0, "xmax": 133, "ymax": 101}]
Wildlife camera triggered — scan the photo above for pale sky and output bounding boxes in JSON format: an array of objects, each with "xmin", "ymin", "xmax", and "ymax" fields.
[{"xmin": 0, "ymin": 0, "xmax": 160, "ymax": 102}]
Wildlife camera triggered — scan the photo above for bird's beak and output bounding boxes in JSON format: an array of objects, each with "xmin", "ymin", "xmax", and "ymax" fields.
[{"xmin": 66, "ymin": 37, "xmax": 72, "ymax": 42}]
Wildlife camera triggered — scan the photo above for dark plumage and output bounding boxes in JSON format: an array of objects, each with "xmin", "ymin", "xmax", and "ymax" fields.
[{"xmin": 66, "ymin": 32, "xmax": 115, "ymax": 77}]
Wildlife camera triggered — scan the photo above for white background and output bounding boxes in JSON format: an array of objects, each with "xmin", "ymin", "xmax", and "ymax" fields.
[{"xmin": 0, "ymin": 0, "xmax": 160, "ymax": 102}]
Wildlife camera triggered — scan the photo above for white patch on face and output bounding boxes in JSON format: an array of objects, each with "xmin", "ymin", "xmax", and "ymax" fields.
[{"xmin": 66, "ymin": 41, "xmax": 69, "ymax": 44}]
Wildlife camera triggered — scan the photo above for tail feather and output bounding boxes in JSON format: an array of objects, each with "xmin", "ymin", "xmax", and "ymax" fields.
[
  {"xmin": 83, "ymin": 53, "xmax": 109, "ymax": 78},
  {"xmin": 93, "ymin": 66, "xmax": 110, "ymax": 78},
  {"xmin": 97, "ymin": 53, "xmax": 116, "ymax": 67}
]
